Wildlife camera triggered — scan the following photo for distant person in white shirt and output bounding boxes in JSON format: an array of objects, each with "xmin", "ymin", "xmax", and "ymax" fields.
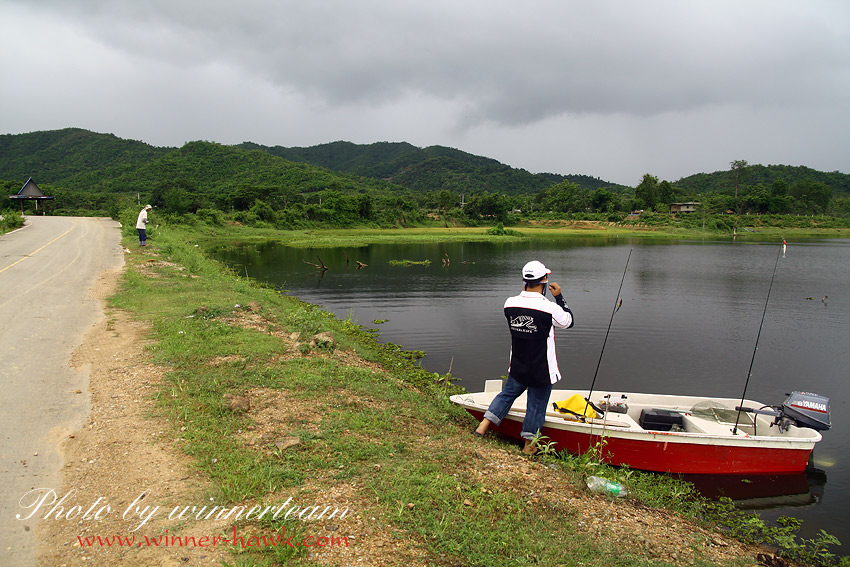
[{"xmin": 136, "ymin": 205, "xmax": 152, "ymax": 246}]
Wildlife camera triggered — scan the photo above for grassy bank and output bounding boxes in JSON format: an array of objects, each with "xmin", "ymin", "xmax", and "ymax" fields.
[
  {"xmin": 187, "ymin": 224, "xmax": 532, "ymax": 248},
  {"xmin": 0, "ymin": 210, "xmax": 25, "ymax": 234},
  {"xmin": 134, "ymin": 211, "xmax": 850, "ymax": 250},
  {"xmin": 110, "ymin": 221, "xmax": 845, "ymax": 566}
]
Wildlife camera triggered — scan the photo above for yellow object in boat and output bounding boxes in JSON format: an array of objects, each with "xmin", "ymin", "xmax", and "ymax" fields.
[{"xmin": 552, "ymin": 394, "xmax": 597, "ymax": 419}]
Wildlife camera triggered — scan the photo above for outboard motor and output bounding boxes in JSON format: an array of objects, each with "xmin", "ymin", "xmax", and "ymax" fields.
[
  {"xmin": 736, "ymin": 391, "xmax": 831, "ymax": 433},
  {"xmin": 780, "ymin": 391, "xmax": 831, "ymax": 431}
]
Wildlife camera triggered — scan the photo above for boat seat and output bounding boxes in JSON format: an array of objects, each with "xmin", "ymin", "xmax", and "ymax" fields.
[
  {"xmin": 545, "ymin": 410, "xmax": 641, "ymax": 430},
  {"xmin": 581, "ymin": 412, "xmax": 642, "ymax": 430},
  {"xmin": 682, "ymin": 415, "xmax": 741, "ymax": 436},
  {"xmin": 599, "ymin": 413, "xmax": 641, "ymax": 430}
]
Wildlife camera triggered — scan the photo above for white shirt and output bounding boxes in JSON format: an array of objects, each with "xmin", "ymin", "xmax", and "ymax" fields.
[{"xmin": 136, "ymin": 209, "xmax": 149, "ymax": 230}]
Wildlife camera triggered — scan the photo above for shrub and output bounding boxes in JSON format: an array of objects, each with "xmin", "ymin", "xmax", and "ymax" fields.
[
  {"xmin": 485, "ymin": 222, "xmax": 522, "ymax": 236},
  {"xmin": 195, "ymin": 208, "xmax": 224, "ymax": 226},
  {"xmin": 0, "ymin": 209, "xmax": 25, "ymax": 233}
]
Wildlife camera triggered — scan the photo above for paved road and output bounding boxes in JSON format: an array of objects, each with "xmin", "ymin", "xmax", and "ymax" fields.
[{"xmin": 0, "ymin": 216, "xmax": 123, "ymax": 565}]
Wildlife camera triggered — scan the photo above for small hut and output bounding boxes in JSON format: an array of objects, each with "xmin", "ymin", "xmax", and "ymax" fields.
[
  {"xmin": 9, "ymin": 178, "xmax": 54, "ymax": 215},
  {"xmin": 669, "ymin": 202, "xmax": 699, "ymax": 214}
]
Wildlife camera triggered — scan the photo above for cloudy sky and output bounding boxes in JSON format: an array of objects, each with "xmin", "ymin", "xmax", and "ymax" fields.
[{"xmin": 1, "ymin": 1, "xmax": 848, "ymax": 186}]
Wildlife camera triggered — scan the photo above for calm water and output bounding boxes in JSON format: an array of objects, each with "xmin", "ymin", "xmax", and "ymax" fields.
[{"xmin": 210, "ymin": 236, "xmax": 850, "ymax": 544}]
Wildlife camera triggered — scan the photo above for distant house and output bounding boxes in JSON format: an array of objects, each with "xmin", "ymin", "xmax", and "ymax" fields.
[
  {"xmin": 8, "ymin": 177, "xmax": 54, "ymax": 214},
  {"xmin": 670, "ymin": 202, "xmax": 699, "ymax": 214}
]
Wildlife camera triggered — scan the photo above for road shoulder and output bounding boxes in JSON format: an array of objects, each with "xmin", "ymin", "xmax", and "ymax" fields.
[{"xmin": 36, "ymin": 263, "xmax": 229, "ymax": 566}]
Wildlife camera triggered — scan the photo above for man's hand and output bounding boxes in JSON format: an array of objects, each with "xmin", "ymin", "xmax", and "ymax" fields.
[{"xmin": 548, "ymin": 282, "xmax": 562, "ymax": 296}]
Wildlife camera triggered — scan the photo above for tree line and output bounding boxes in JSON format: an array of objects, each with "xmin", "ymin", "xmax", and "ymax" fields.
[
  {"xmin": 3, "ymin": 161, "xmax": 849, "ymax": 232},
  {"xmin": 2, "ymin": 129, "xmax": 849, "ymax": 230}
]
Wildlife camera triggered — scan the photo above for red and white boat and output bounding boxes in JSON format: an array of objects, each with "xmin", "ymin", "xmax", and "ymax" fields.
[{"xmin": 451, "ymin": 381, "xmax": 830, "ymax": 475}]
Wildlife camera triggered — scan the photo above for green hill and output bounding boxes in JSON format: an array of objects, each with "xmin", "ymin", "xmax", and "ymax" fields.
[
  {"xmin": 0, "ymin": 129, "xmax": 626, "ymax": 197},
  {"xmin": 238, "ymin": 140, "xmax": 421, "ymax": 176},
  {"xmin": 675, "ymin": 165, "xmax": 850, "ymax": 195},
  {"xmin": 0, "ymin": 128, "xmax": 170, "ymax": 185},
  {"xmin": 238, "ymin": 140, "xmax": 626, "ymax": 194},
  {"xmin": 0, "ymin": 130, "xmax": 405, "ymax": 196},
  {"xmin": 2, "ymin": 130, "xmax": 588, "ymax": 197},
  {"xmin": 4, "ymin": 129, "xmax": 846, "ymax": 204},
  {"xmin": 75, "ymin": 140, "xmax": 400, "ymax": 195}
]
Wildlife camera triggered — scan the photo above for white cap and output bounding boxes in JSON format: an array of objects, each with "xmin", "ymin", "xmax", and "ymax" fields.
[
  {"xmin": 522, "ymin": 260, "xmax": 551, "ymax": 281},
  {"xmin": 145, "ymin": 204, "xmax": 152, "ymax": 210}
]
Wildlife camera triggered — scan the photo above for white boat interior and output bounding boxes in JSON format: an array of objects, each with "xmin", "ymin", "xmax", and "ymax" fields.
[{"xmin": 452, "ymin": 380, "xmax": 822, "ymax": 442}]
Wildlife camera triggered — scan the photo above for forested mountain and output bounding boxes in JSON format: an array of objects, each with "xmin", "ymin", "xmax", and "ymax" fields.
[
  {"xmin": 676, "ymin": 165, "xmax": 850, "ymax": 195},
  {"xmin": 0, "ymin": 130, "xmax": 404, "ymax": 196},
  {"xmin": 0, "ymin": 128, "xmax": 170, "ymax": 184},
  {"xmin": 2, "ymin": 129, "xmax": 847, "ymax": 222},
  {"xmin": 1, "ymin": 129, "xmax": 621, "ymax": 197},
  {"xmin": 238, "ymin": 140, "xmax": 625, "ymax": 194},
  {"xmin": 68, "ymin": 140, "xmax": 400, "ymax": 195},
  {"xmin": 238, "ymin": 140, "xmax": 424, "ymax": 175}
]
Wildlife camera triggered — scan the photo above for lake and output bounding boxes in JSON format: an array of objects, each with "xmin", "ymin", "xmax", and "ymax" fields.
[{"xmin": 209, "ymin": 235, "xmax": 849, "ymax": 545}]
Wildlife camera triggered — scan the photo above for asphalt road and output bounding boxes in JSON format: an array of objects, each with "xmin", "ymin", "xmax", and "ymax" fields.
[{"xmin": 0, "ymin": 216, "xmax": 123, "ymax": 565}]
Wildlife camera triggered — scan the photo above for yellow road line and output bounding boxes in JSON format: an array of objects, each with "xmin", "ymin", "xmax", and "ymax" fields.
[{"xmin": 0, "ymin": 225, "xmax": 75, "ymax": 274}]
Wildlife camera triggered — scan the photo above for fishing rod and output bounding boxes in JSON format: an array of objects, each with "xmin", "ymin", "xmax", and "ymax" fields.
[
  {"xmin": 732, "ymin": 242, "xmax": 783, "ymax": 435},
  {"xmin": 584, "ymin": 248, "xmax": 633, "ymax": 418}
]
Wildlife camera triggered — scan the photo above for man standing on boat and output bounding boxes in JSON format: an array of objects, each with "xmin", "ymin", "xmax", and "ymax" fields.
[{"xmin": 474, "ymin": 260, "xmax": 574, "ymax": 454}]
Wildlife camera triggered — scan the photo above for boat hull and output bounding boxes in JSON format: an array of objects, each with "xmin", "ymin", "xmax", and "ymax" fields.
[
  {"xmin": 463, "ymin": 408, "xmax": 812, "ymax": 474},
  {"xmin": 454, "ymin": 385, "xmax": 821, "ymax": 475}
]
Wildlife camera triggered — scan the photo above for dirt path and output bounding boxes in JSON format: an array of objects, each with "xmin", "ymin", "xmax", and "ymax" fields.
[{"xmin": 35, "ymin": 265, "xmax": 231, "ymax": 566}]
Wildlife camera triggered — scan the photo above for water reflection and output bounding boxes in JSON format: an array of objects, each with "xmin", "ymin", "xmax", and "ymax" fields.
[
  {"xmin": 208, "ymin": 236, "xmax": 850, "ymax": 545},
  {"xmin": 682, "ymin": 468, "xmax": 827, "ymax": 510}
]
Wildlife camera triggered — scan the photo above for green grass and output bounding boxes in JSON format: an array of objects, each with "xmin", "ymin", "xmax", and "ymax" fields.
[
  {"xmin": 196, "ymin": 225, "xmax": 529, "ymax": 248},
  {"xmin": 140, "ymin": 212, "xmax": 850, "ymax": 257},
  {"xmin": 109, "ymin": 221, "xmax": 846, "ymax": 567},
  {"xmin": 0, "ymin": 211, "xmax": 25, "ymax": 234}
]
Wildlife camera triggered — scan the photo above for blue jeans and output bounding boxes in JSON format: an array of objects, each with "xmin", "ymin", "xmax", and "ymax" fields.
[
  {"xmin": 483, "ymin": 375, "xmax": 553, "ymax": 440},
  {"xmin": 138, "ymin": 228, "xmax": 147, "ymax": 246}
]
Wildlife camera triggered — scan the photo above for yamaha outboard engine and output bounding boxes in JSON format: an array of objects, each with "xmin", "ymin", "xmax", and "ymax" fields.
[{"xmin": 780, "ymin": 391, "xmax": 831, "ymax": 431}]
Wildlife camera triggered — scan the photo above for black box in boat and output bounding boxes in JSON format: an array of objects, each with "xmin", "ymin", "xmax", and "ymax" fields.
[{"xmin": 639, "ymin": 408, "xmax": 685, "ymax": 431}]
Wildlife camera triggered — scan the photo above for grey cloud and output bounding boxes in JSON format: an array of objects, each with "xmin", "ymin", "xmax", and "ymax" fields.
[
  {"xmin": 14, "ymin": 0, "xmax": 849, "ymax": 127},
  {"xmin": 2, "ymin": 0, "xmax": 847, "ymax": 184}
]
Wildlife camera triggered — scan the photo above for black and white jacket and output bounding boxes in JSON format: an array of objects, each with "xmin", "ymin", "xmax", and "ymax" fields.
[{"xmin": 504, "ymin": 290, "xmax": 574, "ymax": 387}]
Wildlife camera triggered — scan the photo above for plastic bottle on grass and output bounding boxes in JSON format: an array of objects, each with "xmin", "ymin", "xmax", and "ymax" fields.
[{"xmin": 586, "ymin": 476, "xmax": 628, "ymax": 497}]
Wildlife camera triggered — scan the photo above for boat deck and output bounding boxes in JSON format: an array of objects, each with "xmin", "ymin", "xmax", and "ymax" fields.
[
  {"xmin": 461, "ymin": 380, "xmax": 819, "ymax": 441},
  {"xmin": 545, "ymin": 405, "xmax": 743, "ymax": 435}
]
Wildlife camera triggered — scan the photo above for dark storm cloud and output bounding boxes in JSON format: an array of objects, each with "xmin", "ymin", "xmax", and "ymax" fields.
[
  {"xmin": 13, "ymin": 0, "xmax": 848, "ymax": 123},
  {"xmin": 1, "ymin": 0, "xmax": 848, "ymax": 183}
]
